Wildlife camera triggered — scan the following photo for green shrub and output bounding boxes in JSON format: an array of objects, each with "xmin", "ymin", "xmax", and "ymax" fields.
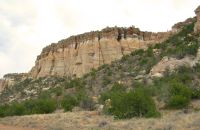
[
  {"xmin": 131, "ymin": 49, "xmax": 144, "ymax": 56},
  {"xmin": 0, "ymin": 98, "xmax": 57, "ymax": 117},
  {"xmin": 98, "ymin": 64, "xmax": 109, "ymax": 70},
  {"xmin": 22, "ymin": 99, "xmax": 57, "ymax": 114},
  {"xmin": 99, "ymin": 83, "xmax": 126, "ymax": 103},
  {"xmin": 166, "ymin": 81, "xmax": 192, "ymax": 109},
  {"xmin": 79, "ymin": 97, "xmax": 95, "ymax": 111},
  {"xmin": 139, "ymin": 58, "xmax": 148, "ymax": 66},
  {"xmin": 191, "ymin": 89, "xmax": 200, "ymax": 99},
  {"xmin": 11, "ymin": 103, "xmax": 26, "ymax": 116},
  {"xmin": 104, "ymin": 88, "xmax": 160, "ymax": 119},
  {"xmin": 146, "ymin": 47, "xmax": 154, "ymax": 57},
  {"xmin": 65, "ymin": 78, "xmax": 85, "ymax": 90},
  {"xmin": 169, "ymin": 81, "xmax": 191, "ymax": 98},
  {"xmin": 168, "ymin": 95, "xmax": 190, "ymax": 109},
  {"xmin": 31, "ymin": 99, "xmax": 57, "ymax": 114},
  {"xmin": 121, "ymin": 55, "xmax": 130, "ymax": 62},
  {"xmin": 52, "ymin": 87, "xmax": 63, "ymax": 96},
  {"xmin": 61, "ymin": 95, "xmax": 78, "ymax": 111},
  {"xmin": 102, "ymin": 76, "xmax": 111, "ymax": 86},
  {"xmin": 90, "ymin": 68, "xmax": 97, "ymax": 78},
  {"xmin": 39, "ymin": 91, "xmax": 51, "ymax": 99}
]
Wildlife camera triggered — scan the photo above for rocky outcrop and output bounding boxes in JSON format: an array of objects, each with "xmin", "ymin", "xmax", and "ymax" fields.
[
  {"xmin": 0, "ymin": 73, "xmax": 28, "ymax": 93},
  {"xmin": 172, "ymin": 17, "xmax": 196, "ymax": 32},
  {"xmin": 149, "ymin": 56, "xmax": 192, "ymax": 78},
  {"xmin": 150, "ymin": 48, "xmax": 200, "ymax": 78},
  {"xmin": 30, "ymin": 26, "xmax": 171, "ymax": 78},
  {"xmin": 195, "ymin": 6, "xmax": 200, "ymax": 34},
  {"xmin": 0, "ymin": 79, "xmax": 7, "ymax": 93},
  {"xmin": 3, "ymin": 73, "xmax": 28, "ymax": 80}
]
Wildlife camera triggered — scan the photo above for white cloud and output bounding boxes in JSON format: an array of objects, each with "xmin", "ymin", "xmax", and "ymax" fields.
[{"xmin": 0, "ymin": 0, "xmax": 200, "ymax": 77}]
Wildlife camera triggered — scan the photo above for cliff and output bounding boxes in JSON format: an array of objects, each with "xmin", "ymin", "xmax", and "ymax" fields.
[
  {"xmin": 0, "ymin": 73, "xmax": 28, "ymax": 93},
  {"xmin": 195, "ymin": 5, "xmax": 200, "ymax": 34},
  {"xmin": 30, "ymin": 15, "xmax": 198, "ymax": 78},
  {"xmin": 30, "ymin": 26, "xmax": 172, "ymax": 78},
  {"xmin": 0, "ymin": 79, "xmax": 7, "ymax": 93}
]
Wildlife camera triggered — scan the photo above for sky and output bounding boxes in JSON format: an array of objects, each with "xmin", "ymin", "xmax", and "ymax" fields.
[{"xmin": 0, "ymin": 0, "xmax": 199, "ymax": 78}]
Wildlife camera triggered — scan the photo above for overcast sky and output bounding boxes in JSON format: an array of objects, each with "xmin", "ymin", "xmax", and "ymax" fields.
[{"xmin": 0, "ymin": 0, "xmax": 199, "ymax": 78}]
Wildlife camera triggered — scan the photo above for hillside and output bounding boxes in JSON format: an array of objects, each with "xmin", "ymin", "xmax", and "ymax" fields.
[{"xmin": 0, "ymin": 4, "xmax": 200, "ymax": 130}]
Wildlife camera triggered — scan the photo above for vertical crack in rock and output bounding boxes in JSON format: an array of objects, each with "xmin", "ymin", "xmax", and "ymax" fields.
[
  {"xmin": 75, "ymin": 37, "xmax": 78, "ymax": 49},
  {"xmin": 49, "ymin": 55, "xmax": 55, "ymax": 75},
  {"xmin": 117, "ymin": 28, "xmax": 124, "ymax": 55},
  {"xmin": 98, "ymin": 32, "xmax": 105, "ymax": 65}
]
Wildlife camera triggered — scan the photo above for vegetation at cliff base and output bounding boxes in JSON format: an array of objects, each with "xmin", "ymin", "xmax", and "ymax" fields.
[
  {"xmin": 0, "ymin": 98, "xmax": 57, "ymax": 117},
  {"xmin": 101, "ymin": 84, "xmax": 160, "ymax": 119}
]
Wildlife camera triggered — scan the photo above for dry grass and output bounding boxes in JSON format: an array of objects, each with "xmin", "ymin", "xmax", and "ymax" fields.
[
  {"xmin": 0, "ymin": 100, "xmax": 200, "ymax": 130},
  {"xmin": 0, "ymin": 110, "xmax": 200, "ymax": 130}
]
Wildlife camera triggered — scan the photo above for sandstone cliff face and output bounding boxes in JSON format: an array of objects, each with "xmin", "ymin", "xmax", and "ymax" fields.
[
  {"xmin": 30, "ymin": 26, "xmax": 171, "ymax": 78},
  {"xmin": 0, "ymin": 73, "xmax": 28, "ymax": 93},
  {"xmin": 0, "ymin": 79, "xmax": 7, "ymax": 93},
  {"xmin": 195, "ymin": 6, "xmax": 200, "ymax": 34}
]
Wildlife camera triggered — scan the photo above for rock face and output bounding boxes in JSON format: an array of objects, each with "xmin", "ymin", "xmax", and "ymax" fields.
[
  {"xmin": 150, "ymin": 48, "xmax": 200, "ymax": 78},
  {"xmin": 30, "ymin": 26, "xmax": 171, "ymax": 78},
  {"xmin": 194, "ymin": 6, "xmax": 200, "ymax": 34},
  {"xmin": 0, "ymin": 79, "xmax": 7, "ymax": 93},
  {"xmin": 172, "ymin": 17, "xmax": 196, "ymax": 32},
  {"xmin": 149, "ymin": 56, "xmax": 192, "ymax": 78},
  {"xmin": 0, "ymin": 73, "xmax": 28, "ymax": 93}
]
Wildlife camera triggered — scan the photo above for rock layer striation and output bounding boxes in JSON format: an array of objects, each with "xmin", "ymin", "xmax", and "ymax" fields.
[{"xmin": 30, "ymin": 26, "xmax": 171, "ymax": 78}]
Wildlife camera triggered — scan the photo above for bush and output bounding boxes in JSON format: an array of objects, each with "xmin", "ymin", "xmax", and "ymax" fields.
[
  {"xmin": 99, "ymin": 83, "xmax": 126, "ymax": 103},
  {"xmin": 146, "ymin": 47, "xmax": 154, "ymax": 57},
  {"xmin": 51, "ymin": 87, "xmax": 63, "ymax": 96},
  {"xmin": 191, "ymin": 89, "xmax": 200, "ymax": 99},
  {"xmin": 0, "ymin": 105, "xmax": 8, "ymax": 117},
  {"xmin": 39, "ymin": 91, "xmax": 51, "ymax": 99},
  {"xmin": 61, "ymin": 95, "xmax": 78, "ymax": 111},
  {"xmin": 65, "ymin": 78, "xmax": 85, "ymax": 90},
  {"xmin": 0, "ymin": 98, "xmax": 57, "ymax": 117},
  {"xmin": 168, "ymin": 95, "xmax": 190, "ymax": 109},
  {"xmin": 104, "ymin": 88, "xmax": 160, "ymax": 119},
  {"xmin": 169, "ymin": 81, "xmax": 191, "ymax": 98},
  {"xmin": 79, "ymin": 97, "xmax": 95, "ymax": 111},
  {"xmin": 102, "ymin": 76, "xmax": 111, "ymax": 86},
  {"xmin": 10, "ymin": 103, "xmax": 26, "ymax": 116},
  {"xmin": 28, "ymin": 99, "xmax": 57, "ymax": 114},
  {"xmin": 166, "ymin": 81, "xmax": 192, "ymax": 109},
  {"xmin": 131, "ymin": 49, "xmax": 144, "ymax": 56}
]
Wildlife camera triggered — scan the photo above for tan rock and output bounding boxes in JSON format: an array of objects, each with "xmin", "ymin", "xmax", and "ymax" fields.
[
  {"xmin": 150, "ymin": 47, "xmax": 200, "ymax": 78},
  {"xmin": 194, "ymin": 5, "xmax": 200, "ymax": 34},
  {"xmin": 30, "ymin": 26, "xmax": 171, "ymax": 78},
  {"xmin": 0, "ymin": 73, "xmax": 28, "ymax": 93},
  {"xmin": 172, "ymin": 17, "xmax": 195, "ymax": 32},
  {"xmin": 0, "ymin": 79, "xmax": 7, "ymax": 92}
]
